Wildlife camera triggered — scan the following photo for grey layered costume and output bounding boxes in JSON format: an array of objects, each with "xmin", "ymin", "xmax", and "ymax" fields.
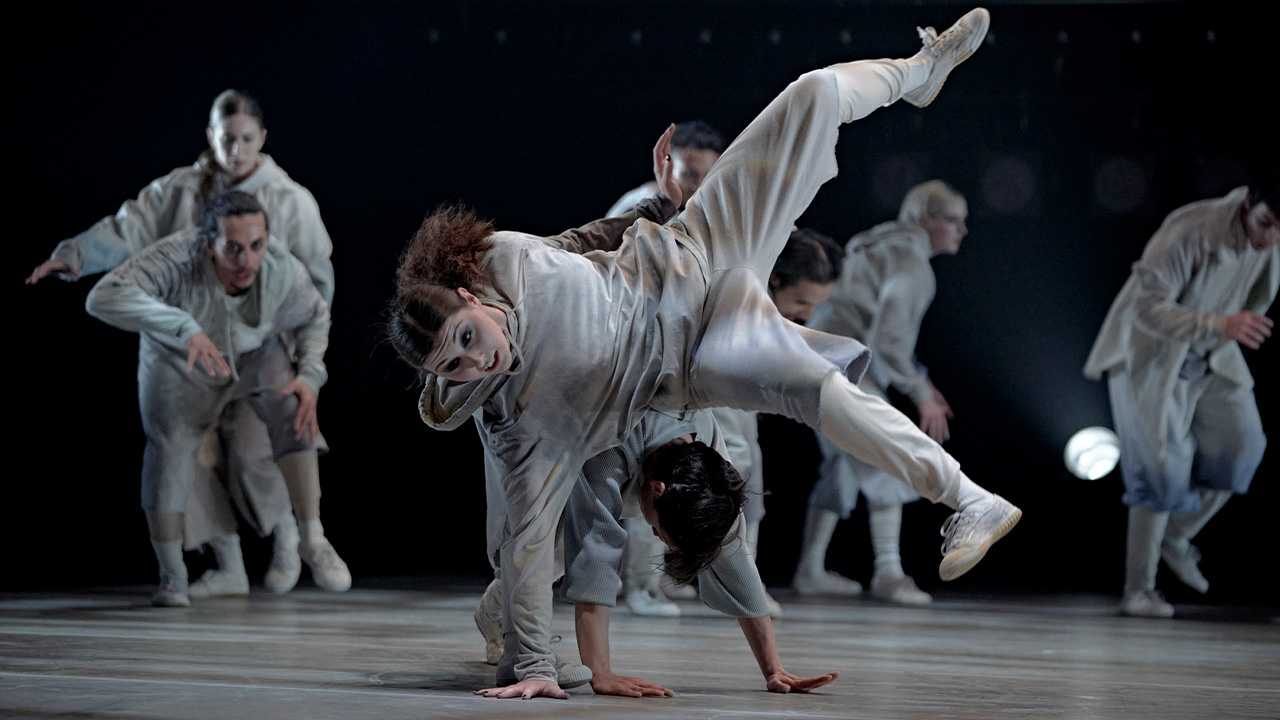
[
  {"xmin": 421, "ymin": 64, "xmax": 964, "ymax": 684},
  {"xmin": 86, "ymin": 231, "xmax": 330, "ymax": 515},
  {"xmin": 562, "ymin": 410, "xmax": 772, "ymax": 618},
  {"xmin": 48, "ymin": 155, "xmax": 334, "ymax": 544},
  {"xmin": 1084, "ymin": 187, "xmax": 1276, "ymax": 511},
  {"xmin": 808, "ymin": 220, "xmax": 937, "ymax": 513}
]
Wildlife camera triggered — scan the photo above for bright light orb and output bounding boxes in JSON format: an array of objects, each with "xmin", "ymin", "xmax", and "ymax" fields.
[{"xmin": 1064, "ymin": 426, "xmax": 1121, "ymax": 480}]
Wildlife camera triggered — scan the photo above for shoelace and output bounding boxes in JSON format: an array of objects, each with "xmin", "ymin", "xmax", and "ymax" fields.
[
  {"xmin": 939, "ymin": 509, "xmax": 976, "ymax": 554},
  {"xmin": 917, "ymin": 26, "xmax": 940, "ymax": 49}
]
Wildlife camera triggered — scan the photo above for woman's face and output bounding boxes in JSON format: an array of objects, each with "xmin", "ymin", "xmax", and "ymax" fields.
[
  {"xmin": 424, "ymin": 289, "xmax": 513, "ymax": 383},
  {"xmin": 1244, "ymin": 200, "xmax": 1279, "ymax": 252},
  {"xmin": 206, "ymin": 113, "xmax": 266, "ymax": 182},
  {"xmin": 919, "ymin": 197, "xmax": 969, "ymax": 256}
]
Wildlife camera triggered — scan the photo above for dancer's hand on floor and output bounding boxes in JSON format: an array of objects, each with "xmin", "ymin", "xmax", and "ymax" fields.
[
  {"xmin": 590, "ymin": 671, "xmax": 674, "ymax": 698},
  {"xmin": 652, "ymin": 123, "xmax": 683, "ymax": 209},
  {"xmin": 474, "ymin": 680, "xmax": 569, "ymax": 700},
  {"xmin": 765, "ymin": 668, "xmax": 839, "ymax": 694}
]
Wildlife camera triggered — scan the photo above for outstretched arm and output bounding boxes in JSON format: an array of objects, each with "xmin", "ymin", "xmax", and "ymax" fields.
[
  {"xmin": 738, "ymin": 616, "xmax": 839, "ymax": 693},
  {"xmin": 575, "ymin": 603, "xmax": 674, "ymax": 698}
]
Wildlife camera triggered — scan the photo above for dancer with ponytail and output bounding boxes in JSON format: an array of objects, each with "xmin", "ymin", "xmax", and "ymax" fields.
[
  {"xmin": 27, "ymin": 90, "xmax": 347, "ymax": 604},
  {"xmin": 390, "ymin": 8, "xmax": 1019, "ymax": 699}
]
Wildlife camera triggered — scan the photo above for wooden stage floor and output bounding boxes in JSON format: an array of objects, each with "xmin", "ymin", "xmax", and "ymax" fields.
[{"xmin": 2, "ymin": 581, "xmax": 1277, "ymax": 719}]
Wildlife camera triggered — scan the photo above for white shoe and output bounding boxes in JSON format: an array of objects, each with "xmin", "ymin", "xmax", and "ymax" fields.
[
  {"xmin": 265, "ymin": 520, "xmax": 302, "ymax": 595},
  {"xmin": 939, "ymin": 494, "xmax": 1021, "ymax": 581},
  {"xmin": 1161, "ymin": 542, "xmax": 1209, "ymax": 594},
  {"xmin": 188, "ymin": 568, "xmax": 249, "ymax": 599},
  {"xmin": 1121, "ymin": 589, "xmax": 1175, "ymax": 618},
  {"xmin": 792, "ymin": 569, "xmax": 863, "ymax": 597},
  {"xmin": 151, "ymin": 573, "xmax": 190, "ymax": 608},
  {"xmin": 625, "ymin": 589, "xmax": 680, "ymax": 617},
  {"xmin": 903, "ymin": 7, "xmax": 991, "ymax": 108},
  {"xmin": 301, "ymin": 538, "xmax": 352, "ymax": 592},
  {"xmin": 870, "ymin": 573, "xmax": 933, "ymax": 606},
  {"xmin": 265, "ymin": 547, "xmax": 302, "ymax": 595}
]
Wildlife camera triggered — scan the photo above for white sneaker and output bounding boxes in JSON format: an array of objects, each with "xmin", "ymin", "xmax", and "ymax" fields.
[
  {"xmin": 625, "ymin": 589, "xmax": 680, "ymax": 617},
  {"xmin": 1121, "ymin": 589, "xmax": 1175, "ymax": 618},
  {"xmin": 188, "ymin": 568, "xmax": 249, "ymax": 599},
  {"xmin": 265, "ymin": 547, "xmax": 302, "ymax": 595},
  {"xmin": 792, "ymin": 569, "xmax": 863, "ymax": 597},
  {"xmin": 301, "ymin": 539, "xmax": 352, "ymax": 592},
  {"xmin": 939, "ymin": 494, "xmax": 1021, "ymax": 581},
  {"xmin": 1161, "ymin": 542, "xmax": 1209, "ymax": 594},
  {"xmin": 870, "ymin": 573, "xmax": 933, "ymax": 606},
  {"xmin": 265, "ymin": 521, "xmax": 302, "ymax": 595},
  {"xmin": 903, "ymin": 7, "xmax": 991, "ymax": 108},
  {"xmin": 151, "ymin": 573, "xmax": 190, "ymax": 608}
]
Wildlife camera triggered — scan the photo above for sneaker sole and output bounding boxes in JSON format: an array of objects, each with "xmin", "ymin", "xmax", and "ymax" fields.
[
  {"xmin": 938, "ymin": 505, "xmax": 1021, "ymax": 581},
  {"xmin": 905, "ymin": 8, "xmax": 990, "ymax": 108}
]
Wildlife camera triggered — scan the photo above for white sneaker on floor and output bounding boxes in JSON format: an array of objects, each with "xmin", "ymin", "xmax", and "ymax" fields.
[
  {"xmin": 188, "ymin": 568, "xmax": 249, "ymax": 599},
  {"xmin": 870, "ymin": 573, "xmax": 933, "ymax": 606},
  {"xmin": 792, "ymin": 569, "xmax": 863, "ymax": 597},
  {"xmin": 264, "ymin": 545, "xmax": 302, "ymax": 595},
  {"xmin": 1120, "ymin": 589, "xmax": 1175, "ymax": 618},
  {"xmin": 301, "ymin": 539, "xmax": 352, "ymax": 592},
  {"xmin": 151, "ymin": 573, "xmax": 190, "ymax": 608},
  {"xmin": 625, "ymin": 589, "xmax": 680, "ymax": 617},
  {"xmin": 903, "ymin": 7, "xmax": 991, "ymax": 108},
  {"xmin": 1161, "ymin": 542, "xmax": 1209, "ymax": 594}
]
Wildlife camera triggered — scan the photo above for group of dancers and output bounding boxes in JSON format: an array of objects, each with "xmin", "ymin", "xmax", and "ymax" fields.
[{"xmin": 26, "ymin": 5, "xmax": 1275, "ymax": 701}]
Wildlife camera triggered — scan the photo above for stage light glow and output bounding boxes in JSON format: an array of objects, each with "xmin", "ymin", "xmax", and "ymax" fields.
[{"xmin": 1064, "ymin": 426, "xmax": 1120, "ymax": 480}]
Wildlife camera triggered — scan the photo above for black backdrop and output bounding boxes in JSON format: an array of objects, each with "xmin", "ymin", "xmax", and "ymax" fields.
[{"xmin": 9, "ymin": 1, "xmax": 1275, "ymax": 607}]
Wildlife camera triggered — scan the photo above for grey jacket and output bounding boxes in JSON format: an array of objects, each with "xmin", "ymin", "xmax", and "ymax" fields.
[
  {"xmin": 1084, "ymin": 187, "xmax": 1278, "ymax": 450},
  {"xmin": 52, "ymin": 154, "xmax": 335, "ymax": 305},
  {"xmin": 86, "ymin": 230, "xmax": 330, "ymax": 394}
]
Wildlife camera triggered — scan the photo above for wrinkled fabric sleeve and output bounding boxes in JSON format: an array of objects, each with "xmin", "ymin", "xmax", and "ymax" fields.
[
  {"xmin": 84, "ymin": 244, "xmax": 203, "ymax": 342},
  {"xmin": 561, "ymin": 451, "xmax": 629, "ymax": 607},
  {"xmin": 696, "ymin": 514, "xmax": 772, "ymax": 618},
  {"xmin": 543, "ymin": 195, "xmax": 676, "ymax": 255},
  {"xmin": 868, "ymin": 251, "xmax": 934, "ymax": 406},
  {"xmin": 496, "ymin": 437, "xmax": 584, "ymax": 684},
  {"xmin": 52, "ymin": 175, "xmax": 187, "ymax": 279},
  {"xmin": 268, "ymin": 186, "xmax": 336, "ymax": 306},
  {"xmin": 1131, "ymin": 224, "xmax": 1227, "ymax": 344}
]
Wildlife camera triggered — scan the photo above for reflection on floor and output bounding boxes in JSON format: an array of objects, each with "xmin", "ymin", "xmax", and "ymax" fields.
[{"xmin": 2, "ymin": 581, "xmax": 1277, "ymax": 720}]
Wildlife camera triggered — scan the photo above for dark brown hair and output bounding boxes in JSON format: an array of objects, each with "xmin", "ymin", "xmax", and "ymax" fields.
[
  {"xmin": 387, "ymin": 205, "xmax": 496, "ymax": 371},
  {"xmin": 645, "ymin": 441, "xmax": 747, "ymax": 585}
]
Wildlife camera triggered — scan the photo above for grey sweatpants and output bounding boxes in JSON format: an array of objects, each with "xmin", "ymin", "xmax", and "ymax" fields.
[
  {"xmin": 138, "ymin": 336, "xmax": 326, "ymax": 513},
  {"xmin": 1109, "ymin": 370, "xmax": 1264, "ymax": 513}
]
